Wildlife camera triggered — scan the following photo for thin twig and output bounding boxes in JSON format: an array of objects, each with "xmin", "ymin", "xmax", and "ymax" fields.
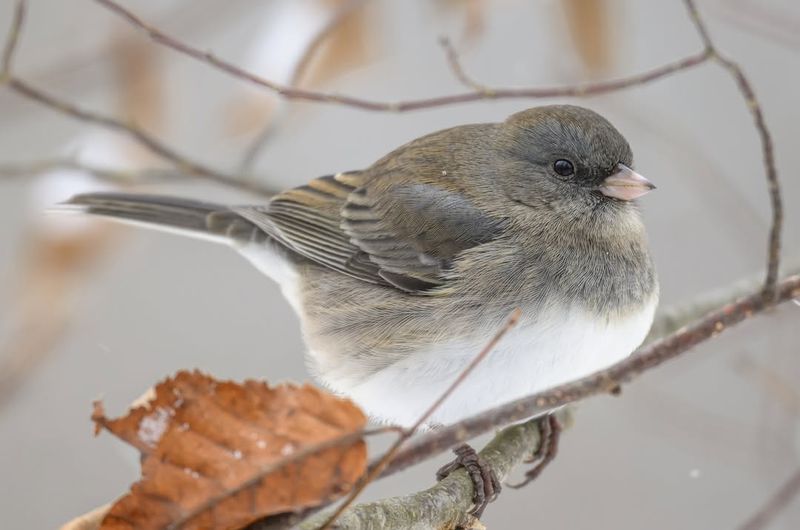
[
  {"xmin": 170, "ymin": 425, "xmax": 401, "ymax": 530},
  {"xmin": 317, "ymin": 308, "xmax": 522, "ymax": 529},
  {"xmin": 737, "ymin": 468, "xmax": 800, "ymax": 530},
  {"xmin": 683, "ymin": 0, "xmax": 783, "ymax": 301},
  {"xmin": 298, "ymin": 410, "xmax": 573, "ymax": 530},
  {"xmin": 0, "ymin": 157, "xmax": 188, "ymax": 183},
  {"xmin": 77, "ymin": 424, "xmax": 402, "ymax": 530},
  {"xmin": 0, "ymin": 0, "xmax": 24, "ymax": 76},
  {"xmin": 290, "ymin": 0, "xmax": 370, "ymax": 89},
  {"xmin": 1, "ymin": 0, "xmax": 276, "ymax": 198},
  {"xmin": 95, "ymin": 0, "xmax": 713, "ymax": 112},
  {"xmin": 438, "ymin": 36, "xmax": 491, "ymax": 94},
  {"xmin": 238, "ymin": 0, "xmax": 370, "ymax": 173},
  {"xmin": 6, "ymin": 77, "xmax": 275, "ymax": 197}
]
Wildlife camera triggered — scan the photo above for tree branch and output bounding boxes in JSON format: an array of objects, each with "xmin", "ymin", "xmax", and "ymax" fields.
[
  {"xmin": 0, "ymin": 0, "xmax": 24, "ymax": 77},
  {"xmin": 95, "ymin": 0, "xmax": 712, "ymax": 112},
  {"xmin": 738, "ymin": 467, "xmax": 800, "ymax": 530},
  {"xmin": 5, "ymin": 77, "xmax": 276, "ymax": 197},
  {"xmin": 0, "ymin": 157, "xmax": 189, "ymax": 184},
  {"xmin": 438, "ymin": 36, "xmax": 491, "ymax": 94},
  {"xmin": 300, "ymin": 409, "xmax": 573, "ymax": 530},
  {"xmin": 682, "ymin": 0, "xmax": 783, "ymax": 301},
  {"xmin": 237, "ymin": 0, "xmax": 371, "ymax": 173},
  {"xmin": 0, "ymin": 0, "xmax": 278, "ymax": 198}
]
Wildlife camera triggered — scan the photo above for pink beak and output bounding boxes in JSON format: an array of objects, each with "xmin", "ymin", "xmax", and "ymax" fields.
[{"xmin": 599, "ymin": 163, "xmax": 656, "ymax": 201}]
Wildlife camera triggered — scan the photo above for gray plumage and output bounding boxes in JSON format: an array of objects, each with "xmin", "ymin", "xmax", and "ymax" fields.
[{"xmin": 61, "ymin": 105, "xmax": 658, "ymax": 427}]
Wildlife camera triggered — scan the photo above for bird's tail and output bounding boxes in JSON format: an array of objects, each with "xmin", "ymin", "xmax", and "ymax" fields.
[{"xmin": 54, "ymin": 192, "xmax": 261, "ymax": 244}]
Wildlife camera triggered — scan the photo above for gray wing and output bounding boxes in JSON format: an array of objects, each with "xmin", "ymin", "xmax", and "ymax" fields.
[{"xmin": 235, "ymin": 171, "xmax": 503, "ymax": 293}]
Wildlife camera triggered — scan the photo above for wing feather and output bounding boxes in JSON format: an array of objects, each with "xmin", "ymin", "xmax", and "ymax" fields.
[{"xmin": 236, "ymin": 170, "xmax": 503, "ymax": 293}]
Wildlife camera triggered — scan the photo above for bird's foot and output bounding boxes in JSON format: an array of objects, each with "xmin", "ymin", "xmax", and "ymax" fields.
[
  {"xmin": 507, "ymin": 413, "xmax": 561, "ymax": 489},
  {"xmin": 436, "ymin": 443, "xmax": 500, "ymax": 519}
]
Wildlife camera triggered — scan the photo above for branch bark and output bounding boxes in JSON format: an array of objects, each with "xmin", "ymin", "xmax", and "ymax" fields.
[{"xmin": 300, "ymin": 410, "xmax": 573, "ymax": 530}]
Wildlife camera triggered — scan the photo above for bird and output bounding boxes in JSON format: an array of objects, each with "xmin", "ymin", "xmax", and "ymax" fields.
[{"xmin": 58, "ymin": 105, "xmax": 658, "ymax": 514}]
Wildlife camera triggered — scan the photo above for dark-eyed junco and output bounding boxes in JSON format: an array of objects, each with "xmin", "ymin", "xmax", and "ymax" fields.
[{"xmin": 60, "ymin": 105, "xmax": 658, "ymax": 430}]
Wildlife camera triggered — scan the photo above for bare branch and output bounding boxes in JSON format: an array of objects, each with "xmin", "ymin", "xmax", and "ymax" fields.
[
  {"xmin": 683, "ymin": 0, "xmax": 783, "ymax": 301},
  {"xmin": 0, "ymin": 0, "xmax": 24, "ymax": 76},
  {"xmin": 438, "ymin": 36, "xmax": 491, "ymax": 94},
  {"xmin": 1, "ymin": 0, "xmax": 277, "ymax": 197},
  {"xmin": 238, "ymin": 0, "xmax": 370, "ymax": 173},
  {"xmin": 300, "ymin": 409, "xmax": 573, "ymax": 530},
  {"xmin": 171, "ymin": 426, "xmax": 396, "ymax": 530},
  {"xmin": 738, "ymin": 468, "xmax": 800, "ymax": 530},
  {"xmin": 6, "ymin": 77, "xmax": 275, "ymax": 197},
  {"xmin": 0, "ymin": 158, "xmax": 188, "ymax": 184},
  {"xmin": 645, "ymin": 257, "xmax": 800, "ymax": 343},
  {"xmin": 317, "ymin": 309, "xmax": 522, "ymax": 529},
  {"xmin": 289, "ymin": 0, "xmax": 371, "ymax": 89},
  {"xmin": 95, "ymin": 0, "xmax": 712, "ymax": 112}
]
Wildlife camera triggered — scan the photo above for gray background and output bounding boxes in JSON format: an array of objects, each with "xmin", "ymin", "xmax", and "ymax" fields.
[{"xmin": 1, "ymin": 0, "xmax": 799, "ymax": 528}]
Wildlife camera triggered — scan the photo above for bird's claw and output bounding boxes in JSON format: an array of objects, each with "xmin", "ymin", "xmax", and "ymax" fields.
[
  {"xmin": 508, "ymin": 414, "xmax": 561, "ymax": 489},
  {"xmin": 436, "ymin": 443, "xmax": 501, "ymax": 518}
]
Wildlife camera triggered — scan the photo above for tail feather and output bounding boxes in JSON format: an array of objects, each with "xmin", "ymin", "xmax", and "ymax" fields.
[{"xmin": 55, "ymin": 192, "xmax": 261, "ymax": 244}]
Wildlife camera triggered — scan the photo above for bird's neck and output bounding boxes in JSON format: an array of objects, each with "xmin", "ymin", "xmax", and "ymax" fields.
[{"xmin": 507, "ymin": 206, "xmax": 658, "ymax": 317}]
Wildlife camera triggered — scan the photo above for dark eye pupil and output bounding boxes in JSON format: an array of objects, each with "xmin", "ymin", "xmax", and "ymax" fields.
[{"xmin": 554, "ymin": 159, "xmax": 574, "ymax": 176}]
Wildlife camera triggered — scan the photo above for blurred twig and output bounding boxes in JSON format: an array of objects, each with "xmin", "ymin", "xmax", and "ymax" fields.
[
  {"xmin": 5, "ymin": 77, "xmax": 276, "ymax": 196},
  {"xmin": 0, "ymin": 158, "xmax": 187, "ymax": 183},
  {"xmin": 0, "ymin": 1, "xmax": 276, "ymax": 198},
  {"xmin": 290, "ymin": 0, "xmax": 371, "ymax": 89},
  {"xmin": 738, "ymin": 468, "xmax": 800, "ymax": 530},
  {"xmin": 714, "ymin": 0, "xmax": 800, "ymax": 50},
  {"xmin": 238, "ymin": 0, "xmax": 371, "ymax": 173},
  {"xmin": 0, "ymin": 0, "xmax": 23, "ymax": 76},
  {"xmin": 438, "ymin": 36, "xmax": 491, "ymax": 93}
]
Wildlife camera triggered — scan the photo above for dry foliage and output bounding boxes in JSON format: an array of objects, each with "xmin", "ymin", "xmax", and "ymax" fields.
[{"xmin": 90, "ymin": 371, "xmax": 367, "ymax": 530}]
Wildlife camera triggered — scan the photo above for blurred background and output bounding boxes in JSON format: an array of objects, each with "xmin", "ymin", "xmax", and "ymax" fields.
[{"xmin": 0, "ymin": 0, "xmax": 798, "ymax": 528}]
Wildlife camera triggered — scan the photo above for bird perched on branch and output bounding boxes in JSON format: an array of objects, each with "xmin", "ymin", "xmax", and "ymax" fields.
[{"xmin": 58, "ymin": 105, "xmax": 658, "ymax": 517}]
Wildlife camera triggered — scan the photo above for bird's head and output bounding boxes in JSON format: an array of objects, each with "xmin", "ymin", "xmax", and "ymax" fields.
[{"xmin": 494, "ymin": 105, "xmax": 655, "ymax": 215}]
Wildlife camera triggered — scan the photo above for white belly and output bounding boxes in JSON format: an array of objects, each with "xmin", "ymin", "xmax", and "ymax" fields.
[
  {"xmin": 338, "ymin": 300, "xmax": 657, "ymax": 428},
  {"xmin": 237, "ymin": 240, "xmax": 657, "ymax": 428}
]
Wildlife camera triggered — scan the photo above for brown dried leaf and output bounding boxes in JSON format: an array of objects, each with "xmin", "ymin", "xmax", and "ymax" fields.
[{"xmin": 93, "ymin": 371, "xmax": 367, "ymax": 530}]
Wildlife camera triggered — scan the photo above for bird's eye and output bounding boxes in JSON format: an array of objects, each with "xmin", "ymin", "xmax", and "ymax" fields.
[{"xmin": 553, "ymin": 159, "xmax": 575, "ymax": 177}]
